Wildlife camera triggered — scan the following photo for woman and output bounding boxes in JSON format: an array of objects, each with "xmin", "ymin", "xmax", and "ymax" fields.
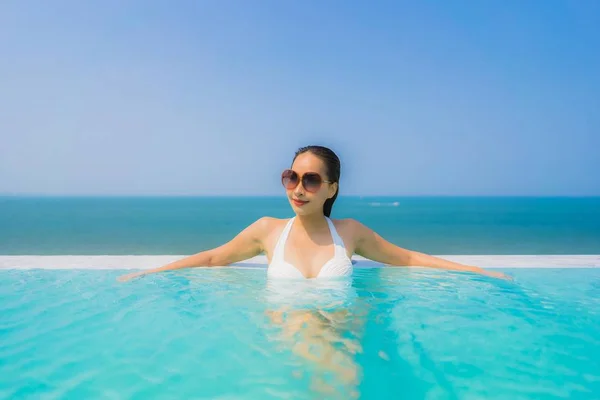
[{"xmin": 118, "ymin": 145, "xmax": 510, "ymax": 282}]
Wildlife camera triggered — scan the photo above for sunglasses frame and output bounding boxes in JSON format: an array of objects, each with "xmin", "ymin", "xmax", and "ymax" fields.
[{"xmin": 281, "ymin": 169, "xmax": 333, "ymax": 193}]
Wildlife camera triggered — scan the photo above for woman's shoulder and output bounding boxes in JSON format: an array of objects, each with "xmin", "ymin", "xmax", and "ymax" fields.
[
  {"xmin": 330, "ymin": 218, "xmax": 371, "ymax": 241},
  {"xmin": 252, "ymin": 216, "xmax": 290, "ymax": 237},
  {"xmin": 330, "ymin": 218, "xmax": 366, "ymax": 231},
  {"xmin": 255, "ymin": 216, "xmax": 290, "ymax": 227}
]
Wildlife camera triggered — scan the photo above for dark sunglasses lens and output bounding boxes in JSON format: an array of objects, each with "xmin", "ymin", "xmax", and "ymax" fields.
[
  {"xmin": 303, "ymin": 173, "xmax": 322, "ymax": 192},
  {"xmin": 281, "ymin": 170, "xmax": 298, "ymax": 189}
]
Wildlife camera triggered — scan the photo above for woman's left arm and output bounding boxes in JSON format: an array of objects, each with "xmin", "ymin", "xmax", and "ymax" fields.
[{"xmin": 350, "ymin": 220, "xmax": 511, "ymax": 280}]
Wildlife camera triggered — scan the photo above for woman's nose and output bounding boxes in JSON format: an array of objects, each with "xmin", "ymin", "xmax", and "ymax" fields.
[{"xmin": 294, "ymin": 182, "xmax": 305, "ymax": 196}]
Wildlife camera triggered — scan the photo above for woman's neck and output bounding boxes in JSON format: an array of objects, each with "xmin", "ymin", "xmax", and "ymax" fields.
[{"xmin": 295, "ymin": 213, "xmax": 328, "ymax": 234}]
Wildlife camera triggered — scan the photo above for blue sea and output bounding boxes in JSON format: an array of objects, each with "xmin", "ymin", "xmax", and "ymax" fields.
[
  {"xmin": 1, "ymin": 196, "xmax": 600, "ymax": 399},
  {"xmin": 1, "ymin": 196, "xmax": 600, "ymax": 255}
]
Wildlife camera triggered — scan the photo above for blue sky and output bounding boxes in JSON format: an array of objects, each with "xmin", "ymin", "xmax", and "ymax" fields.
[{"xmin": 1, "ymin": 1, "xmax": 599, "ymax": 196}]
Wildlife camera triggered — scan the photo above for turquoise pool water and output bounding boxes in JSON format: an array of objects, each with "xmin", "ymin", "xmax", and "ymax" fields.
[{"xmin": 1, "ymin": 267, "xmax": 599, "ymax": 399}]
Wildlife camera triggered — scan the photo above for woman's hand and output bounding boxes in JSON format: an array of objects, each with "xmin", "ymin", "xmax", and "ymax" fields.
[
  {"xmin": 117, "ymin": 271, "xmax": 145, "ymax": 282},
  {"xmin": 479, "ymin": 269, "xmax": 514, "ymax": 281}
]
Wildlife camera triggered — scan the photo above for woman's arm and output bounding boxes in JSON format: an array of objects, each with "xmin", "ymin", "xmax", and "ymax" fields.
[
  {"xmin": 351, "ymin": 220, "xmax": 511, "ymax": 280},
  {"xmin": 117, "ymin": 217, "xmax": 272, "ymax": 282}
]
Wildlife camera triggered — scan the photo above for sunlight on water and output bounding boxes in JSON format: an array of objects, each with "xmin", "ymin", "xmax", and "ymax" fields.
[{"xmin": 1, "ymin": 268, "xmax": 599, "ymax": 399}]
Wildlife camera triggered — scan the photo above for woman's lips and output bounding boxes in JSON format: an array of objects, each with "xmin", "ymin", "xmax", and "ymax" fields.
[{"xmin": 292, "ymin": 199, "xmax": 308, "ymax": 206}]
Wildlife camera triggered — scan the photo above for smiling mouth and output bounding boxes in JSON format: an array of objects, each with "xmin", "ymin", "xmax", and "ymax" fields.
[{"xmin": 292, "ymin": 199, "xmax": 308, "ymax": 206}]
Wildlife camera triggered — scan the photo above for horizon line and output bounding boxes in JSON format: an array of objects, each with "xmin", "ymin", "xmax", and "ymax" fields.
[{"xmin": 1, "ymin": 193, "xmax": 599, "ymax": 199}]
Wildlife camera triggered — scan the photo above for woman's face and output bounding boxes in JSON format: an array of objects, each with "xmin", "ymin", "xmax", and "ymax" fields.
[{"xmin": 285, "ymin": 152, "xmax": 337, "ymax": 216}]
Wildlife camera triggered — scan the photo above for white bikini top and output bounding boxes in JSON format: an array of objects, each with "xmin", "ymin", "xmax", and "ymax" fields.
[{"xmin": 267, "ymin": 216, "xmax": 353, "ymax": 279}]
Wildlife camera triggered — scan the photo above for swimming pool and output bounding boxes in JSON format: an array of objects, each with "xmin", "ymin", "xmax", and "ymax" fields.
[{"xmin": 1, "ymin": 261, "xmax": 599, "ymax": 399}]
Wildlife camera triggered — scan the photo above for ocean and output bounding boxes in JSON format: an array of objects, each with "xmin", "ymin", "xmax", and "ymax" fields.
[{"xmin": 1, "ymin": 196, "xmax": 599, "ymax": 255}]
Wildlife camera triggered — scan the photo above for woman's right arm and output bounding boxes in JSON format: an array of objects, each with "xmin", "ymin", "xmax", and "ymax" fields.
[{"xmin": 117, "ymin": 217, "xmax": 272, "ymax": 282}]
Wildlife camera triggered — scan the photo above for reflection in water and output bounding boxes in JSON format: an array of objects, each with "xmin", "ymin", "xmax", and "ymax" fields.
[{"xmin": 263, "ymin": 277, "xmax": 368, "ymax": 399}]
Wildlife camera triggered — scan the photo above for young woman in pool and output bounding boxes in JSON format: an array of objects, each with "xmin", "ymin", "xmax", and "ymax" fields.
[{"xmin": 118, "ymin": 145, "xmax": 510, "ymax": 282}]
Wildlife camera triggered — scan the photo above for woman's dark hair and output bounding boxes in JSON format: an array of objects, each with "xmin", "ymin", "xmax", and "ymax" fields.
[{"xmin": 292, "ymin": 145, "xmax": 341, "ymax": 217}]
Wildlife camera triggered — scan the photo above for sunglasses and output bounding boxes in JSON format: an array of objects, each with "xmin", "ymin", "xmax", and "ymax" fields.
[{"xmin": 281, "ymin": 169, "xmax": 333, "ymax": 193}]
